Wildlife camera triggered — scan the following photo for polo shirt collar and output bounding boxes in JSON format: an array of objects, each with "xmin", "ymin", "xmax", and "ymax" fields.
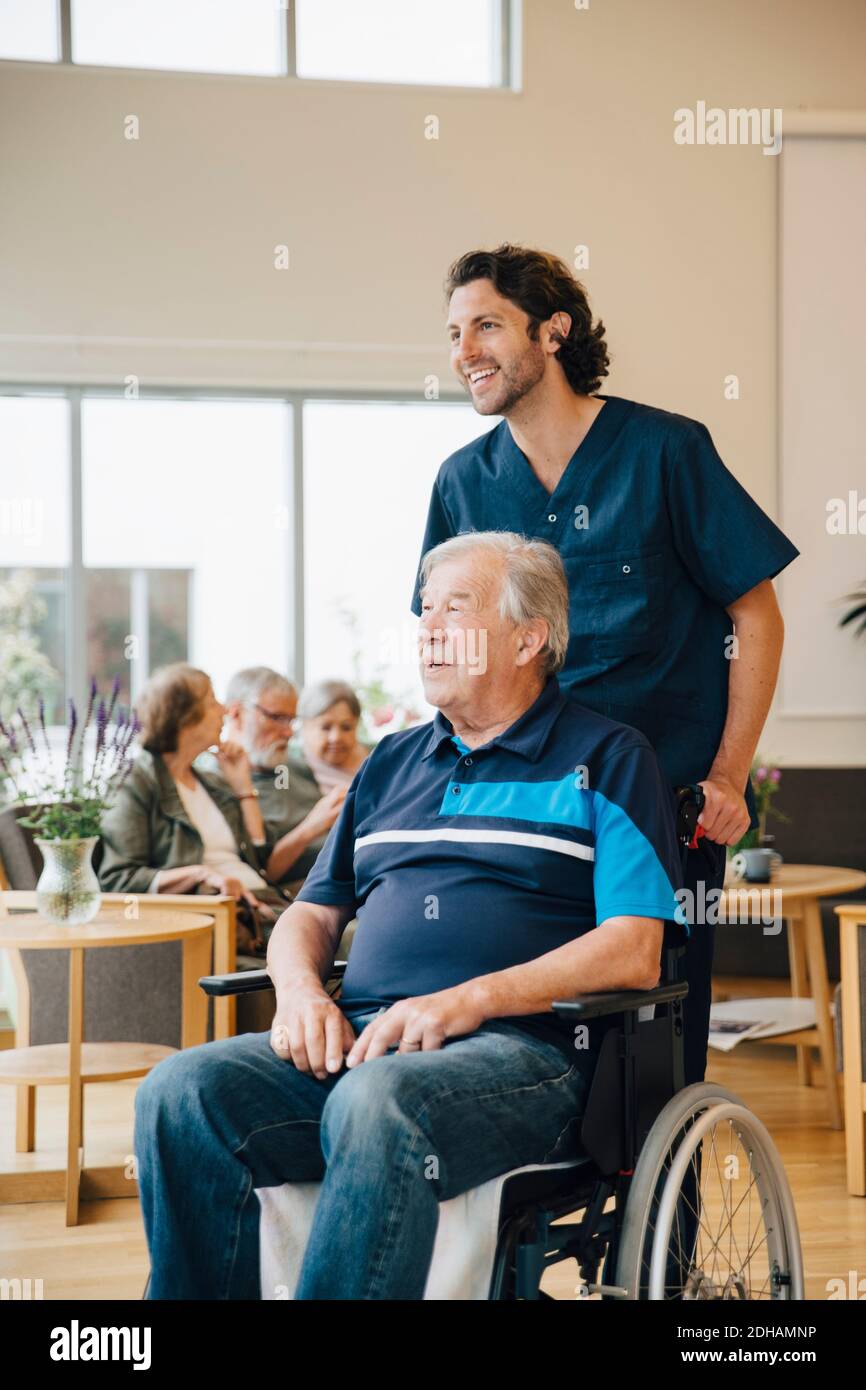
[{"xmin": 421, "ymin": 675, "xmax": 566, "ymax": 763}]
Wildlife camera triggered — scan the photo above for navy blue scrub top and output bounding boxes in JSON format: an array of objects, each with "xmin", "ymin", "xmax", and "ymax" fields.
[{"xmin": 411, "ymin": 395, "xmax": 800, "ymax": 829}]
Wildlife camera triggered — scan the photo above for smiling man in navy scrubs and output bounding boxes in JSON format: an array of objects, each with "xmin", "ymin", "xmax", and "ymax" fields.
[{"xmin": 412, "ymin": 244, "xmax": 800, "ymax": 1086}]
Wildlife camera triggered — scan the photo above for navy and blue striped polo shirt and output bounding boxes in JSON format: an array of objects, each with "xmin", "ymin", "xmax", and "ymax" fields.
[{"xmin": 296, "ymin": 675, "xmax": 687, "ymax": 1064}]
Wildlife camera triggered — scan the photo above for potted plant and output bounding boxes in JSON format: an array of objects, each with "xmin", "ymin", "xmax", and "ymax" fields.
[
  {"xmin": 0, "ymin": 677, "xmax": 139, "ymax": 925},
  {"xmin": 731, "ymin": 758, "xmax": 790, "ymax": 855}
]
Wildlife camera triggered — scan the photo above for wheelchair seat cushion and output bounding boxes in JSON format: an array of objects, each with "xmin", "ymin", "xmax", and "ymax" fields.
[{"xmin": 257, "ymin": 1158, "xmax": 590, "ymax": 1300}]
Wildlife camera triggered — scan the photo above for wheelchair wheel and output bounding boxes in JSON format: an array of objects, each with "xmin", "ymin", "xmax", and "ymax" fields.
[{"xmin": 616, "ymin": 1083, "xmax": 804, "ymax": 1300}]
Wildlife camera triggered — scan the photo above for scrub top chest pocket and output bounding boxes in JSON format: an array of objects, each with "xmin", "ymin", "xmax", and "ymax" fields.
[{"xmin": 582, "ymin": 552, "xmax": 666, "ymax": 660}]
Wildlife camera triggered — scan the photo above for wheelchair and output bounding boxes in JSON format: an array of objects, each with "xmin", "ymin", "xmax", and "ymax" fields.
[{"xmin": 199, "ymin": 786, "xmax": 804, "ymax": 1301}]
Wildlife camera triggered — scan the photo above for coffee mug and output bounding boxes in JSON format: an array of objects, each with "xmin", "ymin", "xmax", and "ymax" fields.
[{"xmin": 730, "ymin": 848, "xmax": 782, "ymax": 884}]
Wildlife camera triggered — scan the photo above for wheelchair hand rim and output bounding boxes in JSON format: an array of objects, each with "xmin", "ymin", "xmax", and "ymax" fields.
[{"xmin": 648, "ymin": 1100, "xmax": 804, "ymax": 1301}]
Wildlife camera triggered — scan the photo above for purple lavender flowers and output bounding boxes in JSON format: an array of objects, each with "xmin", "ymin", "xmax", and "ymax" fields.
[{"xmin": 1, "ymin": 679, "xmax": 140, "ymax": 840}]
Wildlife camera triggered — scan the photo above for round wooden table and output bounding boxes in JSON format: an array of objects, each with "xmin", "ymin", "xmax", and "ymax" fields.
[
  {"xmin": 719, "ymin": 864, "xmax": 866, "ymax": 1130},
  {"xmin": 0, "ymin": 907, "xmax": 215, "ymax": 1225}
]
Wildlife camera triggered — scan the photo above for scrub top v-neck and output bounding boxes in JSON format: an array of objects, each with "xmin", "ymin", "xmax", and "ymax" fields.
[
  {"xmin": 411, "ymin": 394, "xmax": 799, "ymax": 823},
  {"xmin": 499, "ymin": 395, "xmax": 617, "ymax": 521}
]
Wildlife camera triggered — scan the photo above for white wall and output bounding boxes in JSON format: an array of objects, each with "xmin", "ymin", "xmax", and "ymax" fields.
[
  {"xmin": 778, "ymin": 137, "xmax": 866, "ymax": 735},
  {"xmin": 1, "ymin": 0, "xmax": 865, "ymax": 764}
]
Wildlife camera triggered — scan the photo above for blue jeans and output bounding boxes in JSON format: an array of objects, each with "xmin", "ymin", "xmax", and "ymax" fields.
[{"xmin": 135, "ymin": 1007, "xmax": 590, "ymax": 1300}]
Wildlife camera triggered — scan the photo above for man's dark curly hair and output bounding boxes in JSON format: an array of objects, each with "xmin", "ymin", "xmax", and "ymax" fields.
[{"xmin": 444, "ymin": 244, "xmax": 610, "ymax": 397}]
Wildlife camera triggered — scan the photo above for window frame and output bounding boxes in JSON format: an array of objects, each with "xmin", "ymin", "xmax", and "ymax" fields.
[
  {"xmin": 0, "ymin": 0, "xmax": 522, "ymax": 92},
  {"xmin": 0, "ymin": 382, "xmax": 471, "ymax": 722}
]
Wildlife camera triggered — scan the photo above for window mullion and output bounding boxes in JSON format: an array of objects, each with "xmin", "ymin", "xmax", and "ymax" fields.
[
  {"xmin": 66, "ymin": 388, "xmax": 88, "ymax": 731},
  {"xmin": 130, "ymin": 568, "xmax": 149, "ymax": 703},
  {"xmin": 59, "ymin": 0, "xmax": 72, "ymax": 64},
  {"xmin": 282, "ymin": 0, "xmax": 297, "ymax": 78}
]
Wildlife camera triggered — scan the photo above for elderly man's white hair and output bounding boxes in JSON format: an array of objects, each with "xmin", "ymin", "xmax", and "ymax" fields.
[
  {"xmin": 419, "ymin": 531, "xmax": 569, "ymax": 675},
  {"xmin": 225, "ymin": 666, "xmax": 297, "ymax": 707}
]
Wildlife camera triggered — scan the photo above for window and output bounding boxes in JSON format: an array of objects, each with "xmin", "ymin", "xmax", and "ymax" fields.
[
  {"xmin": 303, "ymin": 400, "xmax": 496, "ymax": 725},
  {"xmin": 0, "ymin": 388, "xmax": 495, "ymax": 745},
  {"xmin": 1, "ymin": 0, "xmax": 516, "ymax": 87},
  {"xmin": 0, "ymin": 0, "xmax": 60, "ymax": 63},
  {"xmin": 83, "ymin": 567, "xmax": 191, "ymax": 708},
  {"xmin": 0, "ymin": 395, "xmax": 69, "ymax": 725},
  {"xmin": 71, "ymin": 0, "xmax": 284, "ymax": 77},
  {"xmin": 296, "ymin": 0, "xmax": 506, "ymax": 87},
  {"xmin": 81, "ymin": 396, "xmax": 293, "ymax": 703}
]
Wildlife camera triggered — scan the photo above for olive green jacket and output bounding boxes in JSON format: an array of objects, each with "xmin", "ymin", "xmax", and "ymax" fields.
[
  {"xmin": 196, "ymin": 749, "xmax": 327, "ymax": 883},
  {"xmin": 98, "ymin": 749, "xmax": 273, "ymax": 895}
]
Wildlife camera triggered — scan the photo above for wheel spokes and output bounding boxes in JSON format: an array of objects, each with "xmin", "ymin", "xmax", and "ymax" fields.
[{"xmin": 648, "ymin": 1115, "xmax": 780, "ymax": 1299}]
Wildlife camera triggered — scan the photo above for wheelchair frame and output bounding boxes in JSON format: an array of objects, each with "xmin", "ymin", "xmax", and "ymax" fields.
[
  {"xmin": 198, "ymin": 786, "xmax": 804, "ymax": 1301},
  {"xmin": 492, "ymin": 943, "xmax": 688, "ymax": 1299},
  {"xmin": 199, "ymin": 946, "xmax": 689, "ymax": 1299}
]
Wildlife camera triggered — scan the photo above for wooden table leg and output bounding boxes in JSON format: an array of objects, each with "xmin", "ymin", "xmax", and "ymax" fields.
[
  {"xmin": 10, "ymin": 948, "xmax": 36, "ymax": 1150},
  {"xmin": 786, "ymin": 911, "xmax": 812, "ymax": 1086},
  {"xmin": 839, "ymin": 913, "xmax": 866, "ymax": 1195},
  {"xmin": 181, "ymin": 929, "xmax": 213, "ymax": 1050},
  {"xmin": 15, "ymin": 1085, "xmax": 36, "ymax": 1152},
  {"xmin": 66, "ymin": 947, "xmax": 84, "ymax": 1226},
  {"xmin": 802, "ymin": 897, "xmax": 843, "ymax": 1130}
]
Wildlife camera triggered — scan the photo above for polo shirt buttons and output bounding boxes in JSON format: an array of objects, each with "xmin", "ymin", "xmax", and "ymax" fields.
[
  {"xmin": 622, "ymin": 564, "xmax": 631, "ymax": 573},
  {"xmin": 548, "ymin": 513, "xmax": 557, "ymax": 523},
  {"xmin": 452, "ymin": 785, "xmax": 461, "ymax": 794},
  {"xmin": 464, "ymin": 757, "xmax": 473, "ymax": 766}
]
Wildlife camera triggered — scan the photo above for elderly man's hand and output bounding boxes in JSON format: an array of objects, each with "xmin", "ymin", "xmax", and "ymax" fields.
[
  {"xmin": 346, "ymin": 984, "xmax": 487, "ymax": 1066},
  {"xmin": 214, "ymin": 739, "xmax": 255, "ymax": 797},
  {"xmin": 697, "ymin": 776, "xmax": 751, "ymax": 846},
  {"xmin": 270, "ymin": 987, "xmax": 357, "ymax": 1080}
]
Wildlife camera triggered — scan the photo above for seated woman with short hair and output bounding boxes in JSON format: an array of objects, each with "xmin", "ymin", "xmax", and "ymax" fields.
[
  {"xmin": 99, "ymin": 662, "xmax": 289, "ymax": 954},
  {"xmin": 296, "ymin": 679, "xmax": 369, "ymax": 793},
  {"xmin": 266, "ymin": 678, "xmax": 370, "ymax": 960}
]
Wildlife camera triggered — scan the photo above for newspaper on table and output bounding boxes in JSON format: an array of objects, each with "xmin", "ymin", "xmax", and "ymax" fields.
[
  {"xmin": 708, "ymin": 1014, "xmax": 771, "ymax": 1052},
  {"xmin": 708, "ymin": 996, "xmax": 816, "ymax": 1051}
]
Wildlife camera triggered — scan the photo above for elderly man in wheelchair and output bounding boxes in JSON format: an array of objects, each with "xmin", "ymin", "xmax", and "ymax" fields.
[{"xmin": 135, "ymin": 530, "xmax": 802, "ymax": 1301}]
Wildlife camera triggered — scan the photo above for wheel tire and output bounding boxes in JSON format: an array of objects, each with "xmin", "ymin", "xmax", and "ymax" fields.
[{"xmin": 616, "ymin": 1082, "xmax": 804, "ymax": 1300}]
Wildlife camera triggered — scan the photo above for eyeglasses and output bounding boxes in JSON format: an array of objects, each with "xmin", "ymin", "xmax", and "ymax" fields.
[{"xmin": 252, "ymin": 703, "xmax": 297, "ymax": 729}]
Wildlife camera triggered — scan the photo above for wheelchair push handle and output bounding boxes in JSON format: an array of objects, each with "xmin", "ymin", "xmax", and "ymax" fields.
[{"xmin": 674, "ymin": 783, "xmax": 706, "ymax": 851}]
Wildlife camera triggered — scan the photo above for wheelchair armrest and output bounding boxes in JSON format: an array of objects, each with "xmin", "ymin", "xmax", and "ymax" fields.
[
  {"xmin": 198, "ymin": 961, "xmax": 348, "ymax": 997},
  {"xmin": 552, "ymin": 978, "xmax": 688, "ymax": 1022}
]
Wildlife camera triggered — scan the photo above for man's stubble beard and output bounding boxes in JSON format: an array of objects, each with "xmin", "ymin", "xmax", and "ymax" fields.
[{"xmin": 466, "ymin": 342, "xmax": 547, "ymax": 417}]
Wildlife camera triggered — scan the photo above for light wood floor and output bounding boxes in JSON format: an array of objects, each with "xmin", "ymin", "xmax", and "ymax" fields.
[{"xmin": 1, "ymin": 980, "xmax": 864, "ymax": 1300}]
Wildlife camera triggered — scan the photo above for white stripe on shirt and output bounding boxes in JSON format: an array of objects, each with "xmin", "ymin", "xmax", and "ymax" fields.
[{"xmin": 353, "ymin": 827, "xmax": 595, "ymax": 861}]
